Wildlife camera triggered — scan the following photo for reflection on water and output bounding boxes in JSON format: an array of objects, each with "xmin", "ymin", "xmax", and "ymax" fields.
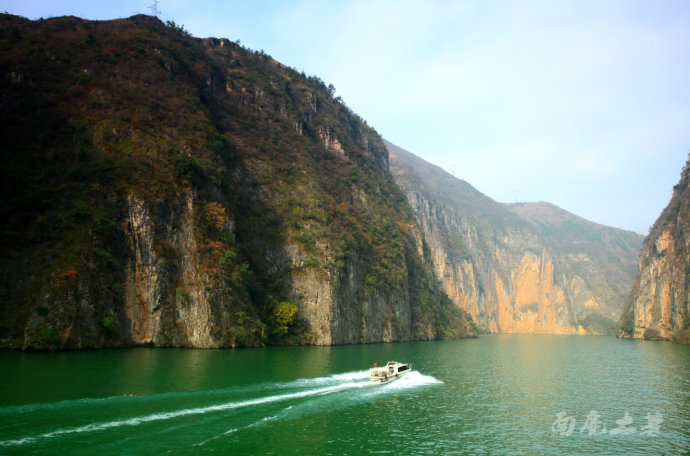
[{"xmin": 0, "ymin": 335, "xmax": 688, "ymax": 455}]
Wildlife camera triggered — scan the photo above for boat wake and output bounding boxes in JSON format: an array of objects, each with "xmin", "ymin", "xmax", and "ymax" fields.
[
  {"xmin": 0, "ymin": 369, "xmax": 440, "ymax": 449},
  {"xmin": 378, "ymin": 370, "xmax": 442, "ymax": 389}
]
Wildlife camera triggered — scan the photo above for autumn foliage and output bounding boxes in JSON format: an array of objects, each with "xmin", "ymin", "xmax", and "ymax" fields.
[
  {"xmin": 58, "ymin": 270, "xmax": 78, "ymax": 279},
  {"xmin": 205, "ymin": 202, "xmax": 229, "ymax": 231}
]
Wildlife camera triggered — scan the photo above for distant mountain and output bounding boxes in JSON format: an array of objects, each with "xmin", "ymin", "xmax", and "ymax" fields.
[
  {"xmin": 387, "ymin": 140, "xmax": 644, "ymax": 334},
  {"xmin": 0, "ymin": 14, "xmax": 475, "ymax": 350},
  {"xmin": 505, "ymin": 201, "xmax": 645, "ymax": 296},
  {"xmin": 618, "ymin": 156, "xmax": 690, "ymax": 342}
]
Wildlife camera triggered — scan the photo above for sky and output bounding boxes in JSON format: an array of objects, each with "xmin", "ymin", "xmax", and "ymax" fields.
[{"xmin": 4, "ymin": 1, "xmax": 690, "ymax": 235}]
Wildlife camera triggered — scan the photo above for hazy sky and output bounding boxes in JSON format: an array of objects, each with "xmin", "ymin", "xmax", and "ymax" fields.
[{"xmin": 5, "ymin": 1, "xmax": 690, "ymax": 234}]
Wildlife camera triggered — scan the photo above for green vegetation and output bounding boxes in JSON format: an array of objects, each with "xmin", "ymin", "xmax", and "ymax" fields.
[
  {"xmin": 99, "ymin": 316, "xmax": 120, "ymax": 338},
  {"xmin": 219, "ymin": 250, "xmax": 236, "ymax": 265},
  {"xmin": 175, "ymin": 287, "xmax": 188, "ymax": 304},
  {"xmin": 272, "ymin": 301, "xmax": 298, "ymax": 335}
]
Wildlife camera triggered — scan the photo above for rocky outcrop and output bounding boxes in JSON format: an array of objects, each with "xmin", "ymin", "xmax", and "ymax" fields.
[
  {"xmin": 618, "ymin": 157, "xmax": 690, "ymax": 342},
  {"xmin": 317, "ymin": 126, "xmax": 345, "ymax": 157},
  {"xmin": 121, "ymin": 193, "xmax": 222, "ymax": 348},
  {"xmin": 388, "ymin": 141, "xmax": 643, "ymax": 334}
]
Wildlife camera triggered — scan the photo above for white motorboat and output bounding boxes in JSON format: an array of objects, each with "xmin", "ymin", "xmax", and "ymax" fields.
[{"xmin": 369, "ymin": 361, "xmax": 412, "ymax": 383}]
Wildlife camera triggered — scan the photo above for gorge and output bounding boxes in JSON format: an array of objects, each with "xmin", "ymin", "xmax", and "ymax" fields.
[{"xmin": 0, "ymin": 13, "xmax": 675, "ymax": 350}]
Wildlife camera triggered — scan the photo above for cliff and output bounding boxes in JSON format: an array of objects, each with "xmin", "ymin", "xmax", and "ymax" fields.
[
  {"xmin": 618, "ymin": 156, "xmax": 690, "ymax": 342},
  {"xmin": 387, "ymin": 141, "xmax": 644, "ymax": 334},
  {"xmin": 0, "ymin": 14, "xmax": 476, "ymax": 349}
]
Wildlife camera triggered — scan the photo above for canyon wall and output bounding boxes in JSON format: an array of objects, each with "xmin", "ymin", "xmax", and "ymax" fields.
[
  {"xmin": 618, "ymin": 157, "xmax": 690, "ymax": 342},
  {"xmin": 388, "ymin": 141, "xmax": 643, "ymax": 334}
]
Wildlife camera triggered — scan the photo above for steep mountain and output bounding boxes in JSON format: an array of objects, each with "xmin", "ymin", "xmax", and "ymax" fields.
[
  {"xmin": 387, "ymin": 141, "xmax": 644, "ymax": 334},
  {"xmin": 0, "ymin": 14, "xmax": 476, "ymax": 350},
  {"xmin": 618, "ymin": 156, "xmax": 690, "ymax": 342}
]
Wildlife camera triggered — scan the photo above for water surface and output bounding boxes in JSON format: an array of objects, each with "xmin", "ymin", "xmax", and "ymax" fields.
[{"xmin": 1, "ymin": 335, "xmax": 688, "ymax": 455}]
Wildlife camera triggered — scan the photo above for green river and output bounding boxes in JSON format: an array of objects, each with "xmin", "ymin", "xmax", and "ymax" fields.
[{"xmin": 1, "ymin": 335, "xmax": 689, "ymax": 455}]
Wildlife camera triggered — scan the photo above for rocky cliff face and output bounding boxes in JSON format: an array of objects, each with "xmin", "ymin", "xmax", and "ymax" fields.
[
  {"xmin": 0, "ymin": 14, "xmax": 475, "ymax": 350},
  {"xmin": 618, "ymin": 157, "xmax": 690, "ymax": 342},
  {"xmin": 388, "ymin": 141, "xmax": 643, "ymax": 334}
]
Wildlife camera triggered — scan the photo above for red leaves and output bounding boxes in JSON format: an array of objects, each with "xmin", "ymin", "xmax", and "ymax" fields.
[
  {"xmin": 328, "ymin": 202, "xmax": 347, "ymax": 213},
  {"xmin": 58, "ymin": 270, "xmax": 78, "ymax": 279}
]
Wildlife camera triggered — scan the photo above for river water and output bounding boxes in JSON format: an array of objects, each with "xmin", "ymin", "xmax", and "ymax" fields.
[{"xmin": 1, "ymin": 335, "xmax": 688, "ymax": 455}]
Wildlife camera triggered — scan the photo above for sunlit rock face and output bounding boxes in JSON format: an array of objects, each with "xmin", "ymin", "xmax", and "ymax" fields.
[
  {"xmin": 388, "ymin": 140, "xmax": 643, "ymax": 335},
  {"xmin": 619, "ymin": 157, "xmax": 690, "ymax": 341}
]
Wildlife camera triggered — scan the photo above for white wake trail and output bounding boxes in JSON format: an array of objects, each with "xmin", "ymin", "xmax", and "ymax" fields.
[
  {"xmin": 0, "ymin": 378, "xmax": 374, "ymax": 448},
  {"xmin": 0, "ymin": 370, "xmax": 373, "ymax": 418}
]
